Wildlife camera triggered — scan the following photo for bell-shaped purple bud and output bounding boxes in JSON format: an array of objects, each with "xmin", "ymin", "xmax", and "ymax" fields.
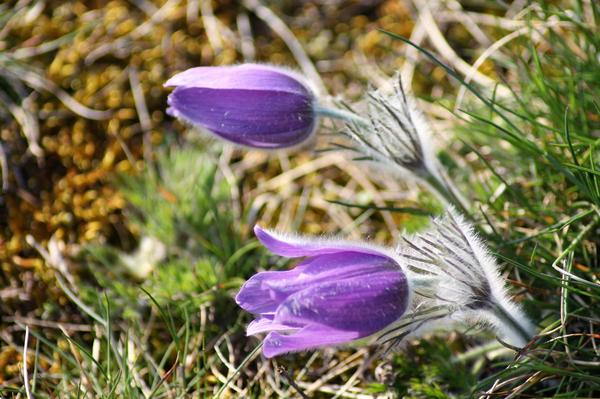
[
  {"xmin": 236, "ymin": 226, "xmax": 411, "ymax": 358},
  {"xmin": 165, "ymin": 64, "xmax": 317, "ymax": 149}
]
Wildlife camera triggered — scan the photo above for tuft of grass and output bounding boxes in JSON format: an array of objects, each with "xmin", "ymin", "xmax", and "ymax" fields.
[
  {"xmin": 383, "ymin": 1, "xmax": 600, "ymax": 397},
  {"xmin": 3, "ymin": 146, "xmax": 267, "ymax": 397}
]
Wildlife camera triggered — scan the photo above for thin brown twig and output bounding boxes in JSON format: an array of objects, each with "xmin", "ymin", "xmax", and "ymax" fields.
[
  {"xmin": 128, "ymin": 65, "xmax": 153, "ymax": 164},
  {"xmin": 200, "ymin": 0, "xmax": 223, "ymax": 53},
  {"xmin": 236, "ymin": 11, "xmax": 256, "ymax": 61},
  {"xmin": 0, "ymin": 141, "xmax": 10, "ymax": 191},
  {"xmin": 4, "ymin": 316, "xmax": 94, "ymax": 332},
  {"xmin": 277, "ymin": 366, "xmax": 309, "ymax": 399}
]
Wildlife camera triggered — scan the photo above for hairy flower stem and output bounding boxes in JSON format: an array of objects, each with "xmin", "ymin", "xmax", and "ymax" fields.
[
  {"xmin": 315, "ymin": 105, "xmax": 370, "ymax": 126},
  {"xmin": 451, "ymin": 341, "xmax": 504, "ymax": 364},
  {"xmin": 414, "ymin": 278, "xmax": 532, "ymax": 347},
  {"xmin": 410, "ymin": 274, "xmax": 439, "ymax": 289},
  {"xmin": 423, "ymin": 170, "xmax": 471, "ymax": 218},
  {"xmin": 318, "ymin": 105, "xmax": 472, "ymax": 217},
  {"xmin": 491, "ymin": 302, "xmax": 533, "ymax": 347},
  {"xmin": 412, "ymin": 275, "xmax": 532, "ymax": 346}
]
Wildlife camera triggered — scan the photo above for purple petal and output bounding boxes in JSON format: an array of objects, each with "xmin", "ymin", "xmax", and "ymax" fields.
[
  {"xmin": 238, "ymin": 225, "xmax": 412, "ymax": 358},
  {"xmin": 254, "ymin": 225, "xmax": 392, "ymax": 258},
  {"xmin": 167, "ymin": 87, "xmax": 315, "ymax": 148},
  {"xmin": 264, "ymin": 253, "xmax": 399, "ymax": 301},
  {"xmin": 236, "ymin": 252, "xmax": 401, "ymax": 315},
  {"xmin": 273, "ymin": 270, "xmax": 409, "ymax": 335},
  {"xmin": 164, "ymin": 64, "xmax": 311, "ymax": 97},
  {"xmin": 247, "ymin": 317, "xmax": 299, "ymax": 336},
  {"xmin": 235, "ymin": 269, "xmax": 301, "ymax": 314},
  {"xmin": 165, "ymin": 64, "xmax": 316, "ymax": 149},
  {"xmin": 263, "ymin": 325, "xmax": 359, "ymax": 358}
]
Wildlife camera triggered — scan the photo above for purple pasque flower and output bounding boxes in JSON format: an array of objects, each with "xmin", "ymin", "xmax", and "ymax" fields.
[
  {"xmin": 236, "ymin": 226, "xmax": 411, "ymax": 358},
  {"xmin": 164, "ymin": 64, "xmax": 317, "ymax": 149}
]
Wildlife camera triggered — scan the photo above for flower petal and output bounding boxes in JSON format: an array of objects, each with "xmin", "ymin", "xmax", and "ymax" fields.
[
  {"xmin": 167, "ymin": 87, "xmax": 315, "ymax": 148},
  {"xmin": 254, "ymin": 225, "xmax": 393, "ymax": 258},
  {"xmin": 274, "ymin": 270, "xmax": 409, "ymax": 336},
  {"xmin": 164, "ymin": 64, "xmax": 311, "ymax": 97},
  {"xmin": 235, "ymin": 269, "xmax": 301, "ymax": 314},
  {"xmin": 265, "ymin": 252, "xmax": 399, "ymax": 299},
  {"xmin": 236, "ymin": 251, "xmax": 401, "ymax": 316},
  {"xmin": 263, "ymin": 325, "xmax": 359, "ymax": 358},
  {"xmin": 247, "ymin": 317, "xmax": 299, "ymax": 336}
]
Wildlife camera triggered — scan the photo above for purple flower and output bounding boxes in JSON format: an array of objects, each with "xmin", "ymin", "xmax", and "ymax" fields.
[
  {"xmin": 164, "ymin": 64, "xmax": 317, "ymax": 149},
  {"xmin": 236, "ymin": 226, "xmax": 411, "ymax": 358}
]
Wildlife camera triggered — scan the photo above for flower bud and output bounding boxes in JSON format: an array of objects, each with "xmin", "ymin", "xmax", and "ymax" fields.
[
  {"xmin": 165, "ymin": 64, "xmax": 317, "ymax": 149},
  {"xmin": 236, "ymin": 226, "xmax": 410, "ymax": 358},
  {"xmin": 397, "ymin": 208, "xmax": 535, "ymax": 347}
]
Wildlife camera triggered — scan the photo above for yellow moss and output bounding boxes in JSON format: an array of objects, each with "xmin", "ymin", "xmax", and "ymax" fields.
[
  {"xmin": 101, "ymin": 149, "xmax": 117, "ymax": 169},
  {"xmin": 116, "ymin": 159, "xmax": 132, "ymax": 172}
]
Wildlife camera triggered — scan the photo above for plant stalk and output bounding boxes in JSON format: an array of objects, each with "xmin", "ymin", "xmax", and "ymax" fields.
[
  {"xmin": 491, "ymin": 302, "xmax": 533, "ymax": 347},
  {"xmin": 423, "ymin": 169, "xmax": 471, "ymax": 217},
  {"xmin": 314, "ymin": 105, "xmax": 369, "ymax": 126}
]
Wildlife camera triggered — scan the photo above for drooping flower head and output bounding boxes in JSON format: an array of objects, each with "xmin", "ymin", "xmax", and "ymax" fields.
[
  {"xmin": 339, "ymin": 76, "xmax": 469, "ymax": 214},
  {"xmin": 165, "ymin": 64, "xmax": 317, "ymax": 149},
  {"xmin": 389, "ymin": 208, "xmax": 535, "ymax": 347},
  {"xmin": 236, "ymin": 226, "xmax": 411, "ymax": 358},
  {"xmin": 341, "ymin": 76, "xmax": 438, "ymax": 179}
]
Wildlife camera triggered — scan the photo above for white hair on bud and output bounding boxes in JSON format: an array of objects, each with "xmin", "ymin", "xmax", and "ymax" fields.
[
  {"xmin": 256, "ymin": 226, "xmax": 407, "ymax": 270},
  {"xmin": 390, "ymin": 207, "xmax": 534, "ymax": 347},
  {"xmin": 341, "ymin": 75, "xmax": 441, "ymax": 181}
]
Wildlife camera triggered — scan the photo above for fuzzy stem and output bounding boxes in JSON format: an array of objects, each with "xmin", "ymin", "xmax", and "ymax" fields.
[
  {"xmin": 451, "ymin": 340, "xmax": 504, "ymax": 364},
  {"xmin": 491, "ymin": 302, "xmax": 533, "ymax": 347},
  {"xmin": 317, "ymin": 104, "xmax": 473, "ymax": 219},
  {"xmin": 410, "ymin": 274, "xmax": 440, "ymax": 289},
  {"xmin": 314, "ymin": 105, "xmax": 370, "ymax": 126},
  {"xmin": 422, "ymin": 170, "xmax": 471, "ymax": 217}
]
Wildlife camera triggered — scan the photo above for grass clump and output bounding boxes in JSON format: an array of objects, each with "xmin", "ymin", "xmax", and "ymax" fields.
[
  {"xmin": 2, "ymin": 146, "xmax": 266, "ymax": 397},
  {"xmin": 437, "ymin": 3, "xmax": 600, "ymax": 397}
]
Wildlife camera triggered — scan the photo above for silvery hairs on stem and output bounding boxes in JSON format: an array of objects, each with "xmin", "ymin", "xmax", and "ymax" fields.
[
  {"xmin": 336, "ymin": 75, "xmax": 468, "ymax": 212},
  {"xmin": 380, "ymin": 207, "xmax": 535, "ymax": 349},
  {"xmin": 341, "ymin": 75, "xmax": 437, "ymax": 179}
]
